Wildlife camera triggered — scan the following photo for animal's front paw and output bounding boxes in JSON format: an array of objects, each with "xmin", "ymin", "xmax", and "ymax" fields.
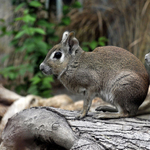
[{"xmin": 75, "ymin": 113, "xmax": 86, "ymax": 120}]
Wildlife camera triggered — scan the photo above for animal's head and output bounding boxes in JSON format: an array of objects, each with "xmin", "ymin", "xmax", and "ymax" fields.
[
  {"xmin": 145, "ymin": 52, "xmax": 150, "ymax": 66},
  {"xmin": 40, "ymin": 31, "xmax": 81, "ymax": 76}
]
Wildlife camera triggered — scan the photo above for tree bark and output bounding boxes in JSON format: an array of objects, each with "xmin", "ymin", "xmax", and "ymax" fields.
[
  {"xmin": 0, "ymin": 107, "xmax": 150, "ymax": 150},
  {"xmin": 0, "ymin": 84, "xmax": 22, "ymax": 105}
]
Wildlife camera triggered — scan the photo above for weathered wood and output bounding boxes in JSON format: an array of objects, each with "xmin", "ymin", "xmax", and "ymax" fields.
[
  {"xmin": 0, "ymin": 104, "xmax": 9, "ymax": 119},
  {"xmin": 0, "ymin": 84, "xmax": 22, "ymax": 105},
  {"xmin": 0, "ymin": 107, "xmax": 150, "ymax": 150},
  {"xmin": 56, "ymin": 108, "xmax": 150, "ymax": 150}
]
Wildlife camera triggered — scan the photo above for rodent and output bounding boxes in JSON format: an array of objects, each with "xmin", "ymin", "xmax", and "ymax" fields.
[
  {"xmin": 145, "ymin": 52, "xmax": 150, "ymax": 66},
  {"xmin": 145, "ymin": 52, "xmax": 150, "ymax": 84},
  {"xmin": 40, "ymin": 31, "xmax": 149, "ymax": 119}
]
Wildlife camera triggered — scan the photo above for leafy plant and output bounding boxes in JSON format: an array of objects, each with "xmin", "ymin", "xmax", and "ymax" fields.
[
  {"xmin": 82, "ymin": 37, "xmax": 108, "ymax": 51},
  {"xmin": 0, "ymin": 0, "xmax": 83, "ymax": 97},
  {"xmin": 28, "ymin": 72, "xmax": 54, "ymax": 97},
  {"xmin": 0, "ymin": 19, "xmax": 12, "ymax": 37},
  {"xmin": 0, "ymin": 0, "xmax": 55, "ymax": 97},
  {"xmin": 60, "ymin": 1, "xmax": 82, "ymax": 26}
]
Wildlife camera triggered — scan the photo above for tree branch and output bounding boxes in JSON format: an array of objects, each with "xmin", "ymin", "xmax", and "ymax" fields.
[{"xmin": 0, "ymin": 107, "xmax": 150, "ymax": 150}]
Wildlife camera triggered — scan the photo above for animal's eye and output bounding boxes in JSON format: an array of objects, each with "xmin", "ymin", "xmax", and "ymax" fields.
[{"xmin": 54, "ymin": 52, "xmax": 62, "ymax": 59}]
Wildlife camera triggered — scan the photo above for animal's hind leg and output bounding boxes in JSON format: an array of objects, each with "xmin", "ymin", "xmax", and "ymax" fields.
[
  {"xmin": 93, "ymin": 98, "xmax": 130, "ymax": 119},
  {"xmin": 95, "ymin": 106, "xmax": 118, "ymax": 112},
  {"xmin": 93, "ymin": 105, "xmax": 129, "ymax": 119},
  {"xmin": 93, "ymin": 111, "xmax": 129, "ymax": 119}
]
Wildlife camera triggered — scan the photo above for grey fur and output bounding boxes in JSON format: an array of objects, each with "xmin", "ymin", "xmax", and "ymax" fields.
[{"xmin": 145, "ymin": 52, "xmax": 150, "ymax": 66}]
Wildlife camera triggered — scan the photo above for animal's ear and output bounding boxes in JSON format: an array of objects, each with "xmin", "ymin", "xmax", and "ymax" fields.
[
  {"xmin": 64, "ymin": 31, "xmax": 79, "ymax": 55},
  {"xmin": 61, "ymin": 31, "xmax": 69, "ymax": 43}
]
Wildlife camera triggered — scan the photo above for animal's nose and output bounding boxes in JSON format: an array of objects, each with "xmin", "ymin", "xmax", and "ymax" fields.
[{"xmin": 39, "ymin": 63, "xmax": 45, "ymax": 71}]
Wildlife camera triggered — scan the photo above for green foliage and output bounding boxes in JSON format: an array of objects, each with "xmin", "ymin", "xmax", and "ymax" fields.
[
  {"xmin": 29, "ymin": 1, "xmax": 42, "ymax": 7},
  {"xmin": 72, "ymin": 1, "xmax": 82, "ymax": 8},
  {"xmin": 82, "ymin": 37, "xmax": 108, "ymax": 51},
  {"xmin": 0, "ymin": 0, "xmax": 83, "ymax": 97},
  {"xmin": 28, "ymin": 73, "xmax": 54, "ymax": 97},
  {"xmin": 0, "ymin": 0, "xmax": 107, "ymax": 97},
  {"xmin": 0, "ymin": 0, "xmax": 55, "ymax": 97},
  {"xmin": 61, "ymin": 16, "xmax": 71, "ymax": 26},
  {"xmin": 0, "ymin": 19, "xmax": 12, "ymax": 37},
  {"xmin": 60, "ymin": 1, "xmax": 82, "ymax": 26},
  {"xmin": 0, "ymin": 65, "xmax": 29, "ymax": 80}
]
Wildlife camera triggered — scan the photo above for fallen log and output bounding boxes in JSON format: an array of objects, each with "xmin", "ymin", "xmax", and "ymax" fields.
[
  {"xmin": 0, "ymin": 84, "xmax": 22, "ymax": 105},
  {"xmin": 0, "ymin": 84, "xmax": 22, "ymax": 119},
  {"xmin": 0, "ymin": 107, "xmax": 150, "ymax": 150}
]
